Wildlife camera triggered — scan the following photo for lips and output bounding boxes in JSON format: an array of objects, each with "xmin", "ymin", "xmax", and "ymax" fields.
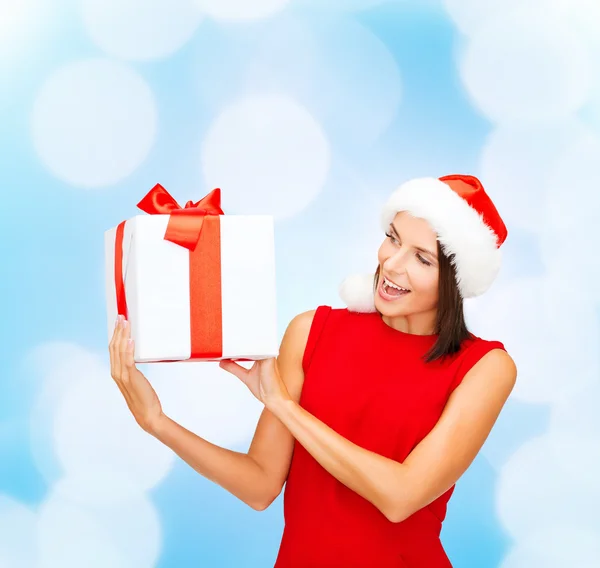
[
  {"xmin": 379, "ymin": 277, "xmax": 411, "ymax": 300},
  {"xmin": 382, "ymin": 274, "xmax": 410, "ymax": 292}
]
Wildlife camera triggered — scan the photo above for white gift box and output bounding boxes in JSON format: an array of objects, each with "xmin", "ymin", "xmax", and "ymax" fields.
[{"xmin": 104, "ymin": 199, "xmax": 278, "ymax": 363}]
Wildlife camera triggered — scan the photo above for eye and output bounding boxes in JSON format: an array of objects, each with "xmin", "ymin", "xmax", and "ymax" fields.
[
  {"xmin": 386, "ymin": 232, "xmax": 432, "ymax": 266},
  {"xmin": 385, "ymin": 231, "xmax": 398, "ymax": 244}
]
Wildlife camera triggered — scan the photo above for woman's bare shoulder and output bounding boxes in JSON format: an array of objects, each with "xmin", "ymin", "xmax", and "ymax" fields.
[
  {"xmin": 291, "ymin": 308, "xmax": 318, "ymax": 328},
  {"xmin": 283, "ymin": 309, "xmax": 318, "ymax": 357}
]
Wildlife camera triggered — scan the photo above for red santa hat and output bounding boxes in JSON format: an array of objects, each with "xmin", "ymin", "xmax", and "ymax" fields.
[{"xmin": 339, "ymin": 174, "xmax": 508, "ymax": 313}]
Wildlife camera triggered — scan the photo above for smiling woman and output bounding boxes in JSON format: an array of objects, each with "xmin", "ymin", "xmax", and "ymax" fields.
[{"xmin": 107, "ymin": 174, "xmax": 516, "ymax": 568}]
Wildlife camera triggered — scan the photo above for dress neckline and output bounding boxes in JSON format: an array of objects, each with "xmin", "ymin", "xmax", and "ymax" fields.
[{"xmin": 374, "ymin": 311, "xmax": 439, "ymax": 345}]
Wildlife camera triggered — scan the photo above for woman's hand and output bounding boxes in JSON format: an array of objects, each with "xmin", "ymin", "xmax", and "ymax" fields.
[
  {"xmin": 108, "ymin": 314, "xmax": 165, "ymax": 435},
  {"xmin": 219, "ymin": 357, "xmax": 291, "ymax": 411}
]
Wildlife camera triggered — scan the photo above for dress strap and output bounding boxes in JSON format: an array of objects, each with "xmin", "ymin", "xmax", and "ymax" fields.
[
  {"xmin": 302, "ymin": 305, "xmax": 332, "ymax": 374},
  {"xmin": 447, "ymin": 339, "xmax": 506, "ymax": 395}
]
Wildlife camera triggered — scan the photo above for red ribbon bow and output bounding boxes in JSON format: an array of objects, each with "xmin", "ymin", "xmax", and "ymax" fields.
[{"xmin": 136, "ymin": 183, "xmax": 224, "ymax": 251}]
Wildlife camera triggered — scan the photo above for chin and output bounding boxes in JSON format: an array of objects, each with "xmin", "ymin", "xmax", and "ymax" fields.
[{"xmin": 375, "ymin": 297, "xmax": 413, "ymax": 315}]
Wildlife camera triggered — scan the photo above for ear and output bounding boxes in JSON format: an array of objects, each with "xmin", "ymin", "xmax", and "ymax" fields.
[{"xmin": 339, "ymin": 273, "xmax": 377, "ymax": 313}]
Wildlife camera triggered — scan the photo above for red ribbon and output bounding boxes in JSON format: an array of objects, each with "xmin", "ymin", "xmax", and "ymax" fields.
[
  {"xmin": 114, "ymin": 184, "xmax": 225, "ymax": 360},
  {"xmin": 137, "ymin": 183, "xmax": 224, "ymax": 251}
]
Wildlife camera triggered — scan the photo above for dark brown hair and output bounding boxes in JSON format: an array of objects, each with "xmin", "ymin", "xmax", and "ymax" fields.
[{"xmin": 373, "ymin": 240, "xmax": 473, "ymax": 363}]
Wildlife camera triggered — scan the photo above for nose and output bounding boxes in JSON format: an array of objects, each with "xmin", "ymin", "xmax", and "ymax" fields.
[{"xmin": 383, "ymin": 247, "xmax": 410, "ymax": 274}]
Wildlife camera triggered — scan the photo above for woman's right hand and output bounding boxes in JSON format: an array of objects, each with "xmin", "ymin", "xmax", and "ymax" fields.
[{"xmin": 109, "ymin": 315, "xmax": 165, "ymax": 434}]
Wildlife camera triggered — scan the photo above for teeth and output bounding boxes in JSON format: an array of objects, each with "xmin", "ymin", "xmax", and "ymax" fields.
[{"xmin": 384, "ymin": 276, "xmax": 409, "ymax": 292}]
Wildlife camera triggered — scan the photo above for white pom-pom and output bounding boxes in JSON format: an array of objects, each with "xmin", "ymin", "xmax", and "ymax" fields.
[{"xmin": 339, "ymin": 273, "xmax": 377, "ymax": 313}]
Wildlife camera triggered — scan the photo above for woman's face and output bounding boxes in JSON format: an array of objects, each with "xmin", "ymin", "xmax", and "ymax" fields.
[{"xmin": 376, "ymin": 210, "xmax": 440, "ymax": 316}]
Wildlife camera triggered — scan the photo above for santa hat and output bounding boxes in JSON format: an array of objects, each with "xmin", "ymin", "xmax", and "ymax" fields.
[{"xmin": 339, "ymin": 174, "xmax": 508, "ymax": 312}]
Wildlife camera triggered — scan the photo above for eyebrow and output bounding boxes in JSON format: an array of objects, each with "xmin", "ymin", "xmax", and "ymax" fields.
[{"xmin": 390, "ymin": 222, "xmax": 438, "ymax": 259}]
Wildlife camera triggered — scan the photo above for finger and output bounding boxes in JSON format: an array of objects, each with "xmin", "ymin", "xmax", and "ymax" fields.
[
  {"xmin": 109, "ymin": 316, "xmax": 121, "ymax": 380},
  {"xmin": 219, "ymin": 359, "xmax": 248, "ymax": 376},
  {"xmin": 118, "ymin": 318, "xmax": 131, "ymax": 382},
  {"xmin": 114, "ymin": 315, "xmax": 124, "ymax": 379},
  {"xmin": 219, "ymin": 359, "xmax": 248, "ymax": 379},
  {"xmin": 109, "ymin": 316, "xmax": 118, "ymax": 352},
  {"xmin": 108, "ymin": 318, "xmax": 136, "ymax": 408},
  {"xmin": 219, "ymin": 359, "xmax": 253, "ymax": 386},
  {"xmin": 123, "ymin": 338, "xmax": 136, "ymax": 370},
  {"xmin": 108, "ymin": 336, "xmax": 133, "ymax": 404}
]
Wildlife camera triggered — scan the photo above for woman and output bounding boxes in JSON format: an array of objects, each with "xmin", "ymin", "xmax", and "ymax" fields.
[{"xmin": 109, "ymin": 174, "xmax": 517, "ymax": 567}]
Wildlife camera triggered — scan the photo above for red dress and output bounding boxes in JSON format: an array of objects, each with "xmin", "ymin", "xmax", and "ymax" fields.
[{"xmin": 273, "ymin": 306, "xmax": 506, "ymax": 568}]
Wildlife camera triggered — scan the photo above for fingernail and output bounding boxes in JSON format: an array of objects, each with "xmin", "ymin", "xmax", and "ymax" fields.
[
  {"xmin": 115, "ymin": 316, "xmax": 119, "ymax": 328},
  {"xmin": 127, "ymin": 339, "xmax": 134, "ymax": 348}
]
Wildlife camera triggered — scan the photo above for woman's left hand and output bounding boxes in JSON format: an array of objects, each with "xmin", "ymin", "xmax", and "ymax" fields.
[{"xmin": 218, "ymin": 357, "xmax": 291, "ymax": 411}]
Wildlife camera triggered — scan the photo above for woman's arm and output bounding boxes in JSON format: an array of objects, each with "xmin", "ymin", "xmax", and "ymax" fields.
[
  {"xmin": 246, "ymin": 310, "xmax": 315, "ymax": 507},
  {"xmin": 148, "ymin": 310, "xmax": 314, "ymax": 511},
  {"xmin": 268, "ymin": 348, "xmax": 517, "ymax": 522},
  {"xmin": 150, "ymin": 416, "xmax": 270, "ymax": 510}
]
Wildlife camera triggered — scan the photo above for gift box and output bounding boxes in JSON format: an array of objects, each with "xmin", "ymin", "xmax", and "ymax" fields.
[{"xmin": 104, "ymin": 184, "xmax": 279, "ymax": 363}]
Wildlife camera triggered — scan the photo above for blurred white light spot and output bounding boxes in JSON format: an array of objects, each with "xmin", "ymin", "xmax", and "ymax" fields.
[
  {"xmin": 500, "ymin": 524, "xmax": 600, "ymax": 568},
  {"xmin": 496, "ymin": 434, "xmax": 600, "ymax": 541},
  {"xmin": 443, "ymin": 0, "xmax": 564, "ymax": 37},
  {"xmin": 195, "ymin": 0, "xmax": 291, "ymax": 21},
  {"xmin": 27, "ymin": 342, "xmax": 173, "ymax": 494},
  {"xmin": 550, "ymin": 382, "xmax": 600, "ymax": 442},
  {"xmin": 562, "ymin": 0, "xmax": 600, "ymax": 53},
  {"xmin": 51, "ymin": 467, "xmax": 153, "ymax": 506},
  {"xmin": 539, "ymin": 127, "xmax": 600, "ymax": 301},
  {"xmin": 542, "ymin": 128, "xmax": 600, "ymax": 230},
  {"xmin": 53, "ymin": 370, "xmax": 174, "ymax": 494},
  {"xmin": 31, "ymin": 58, "xmax": 157, "ymax": 188},
  {"xmin": 459, "ymin": 11, "xmax": 592, "ymax": 124},
  {"xmin": 28, "ymin": 342, "xmax": 106, "ymax": 485},
  {"xmin": 465, "ymin": 273, "xmax": 600, "ymax": 404},
  {"xmin": 38, "ymin": 480, "xmax": 161, "ymax": 568},
  {"xmin": 201, "ymin": 93, "xmax": 330, "ymax": 220},
  {"xmin": 80, "ymin": 0, "xmax": 203, "ymax": 61},
  {"xmin": 26, "ymin": 341, "xmax": 102, "ymax": 379},
  {"xmin": 479, "ymin": 120, "xmax": 588, "ymax": 232},
  {"xmin": 296, "ymin": 17, "xmax": 402, "ymax": 146},
  {"xmin": 193, "ymin": 16, "xmax": 402, "ymax": 148},
  {"xmin": 0, "ymin": 0, "xmax": 29, "ymax": 56}
]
